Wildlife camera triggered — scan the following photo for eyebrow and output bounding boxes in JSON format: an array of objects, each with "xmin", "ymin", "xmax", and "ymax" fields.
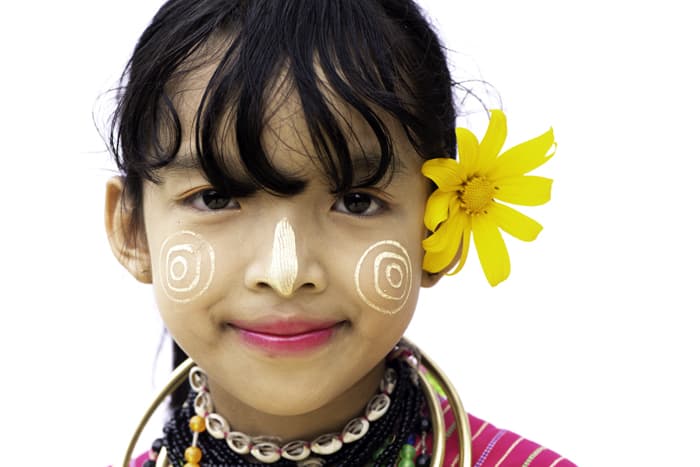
[
  {"xmin": 350, "ymin": 150, "xmax": 407, "ymax": 184},
  {"xmin": 161, "ymin": 149, "xmax": 406, "ymax": 190},
  {"xmin": 165, "ymin": 151, "xmax": 390, "ymax": 172},
  {"xmin": 161, "ymin": 155, "xmax": 204, "ymax": 174}
]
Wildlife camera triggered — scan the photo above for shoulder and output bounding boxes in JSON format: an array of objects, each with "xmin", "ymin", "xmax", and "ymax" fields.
[
  {"xmin": 441, "ymin": 399, "xmax": 577, "ymax": 467},
  {"xmin": 465, "ymin": 413, "xmax": 575, "ymax": 467}
]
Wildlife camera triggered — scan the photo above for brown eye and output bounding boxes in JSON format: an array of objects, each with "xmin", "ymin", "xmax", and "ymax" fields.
[
  {"xmin": 190, "ymin": 189, "xmax": 240, "ymax": 211},
  {"xmin": 334, "ymin": 192, "xmax": 384, "ymax": 216}
]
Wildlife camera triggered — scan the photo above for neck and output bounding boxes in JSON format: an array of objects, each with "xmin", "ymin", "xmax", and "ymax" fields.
[{"xmin": 206, "ymin": 360, "xmax": 386, "ymax": 442}]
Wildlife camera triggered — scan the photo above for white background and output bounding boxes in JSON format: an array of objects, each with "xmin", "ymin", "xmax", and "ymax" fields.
[{"xmin": 1, "ymin": 1, "xmax": 698, "ymax": 466}]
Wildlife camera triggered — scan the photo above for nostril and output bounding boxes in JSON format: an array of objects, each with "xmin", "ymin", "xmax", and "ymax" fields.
[{"xmin": 255, "ymin": 281, "xmax": 273, "ymax": 291}]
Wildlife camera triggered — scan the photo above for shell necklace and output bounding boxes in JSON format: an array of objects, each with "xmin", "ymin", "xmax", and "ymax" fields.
[{"xmin": 183, "ymin": 363, "xmax": 399, "ymax": 465}]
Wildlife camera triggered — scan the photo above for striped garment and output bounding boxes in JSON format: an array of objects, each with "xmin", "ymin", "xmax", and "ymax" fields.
[{"xmin": 430, "ymin": 396, "xmax": 576, "ymax": 467}]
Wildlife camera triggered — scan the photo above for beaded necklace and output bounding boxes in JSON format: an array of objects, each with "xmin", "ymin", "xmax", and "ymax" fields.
[{"xmin": 144, "ymin": 350, "xmax": 433, "ymax": 466}]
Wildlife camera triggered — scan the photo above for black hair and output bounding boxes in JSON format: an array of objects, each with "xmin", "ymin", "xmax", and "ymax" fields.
[
  {"xmin": 107, "ymin": 0, "xmax": 457, "ymax": 411},
  {"xmin": 109, "ymin": 0, "xmax": 456, "ymax": 229}
]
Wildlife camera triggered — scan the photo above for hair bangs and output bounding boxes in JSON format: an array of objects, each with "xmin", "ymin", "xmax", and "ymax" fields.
[
  {"xmin": 109, "ymin": 0, "xmax": 456, "ymax": 214},
  {"xmin": 193, "ymin": 0, "xmax": 430, "ymax": 196},
  {"xmin": 112, "ymin": 0, "xmax": 455, "ymax": 201}
]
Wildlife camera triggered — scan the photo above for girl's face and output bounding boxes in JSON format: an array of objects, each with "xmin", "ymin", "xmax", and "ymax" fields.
[{"xmin": 134, "ymin": 71, "xmax": 437, "ymax": 417}]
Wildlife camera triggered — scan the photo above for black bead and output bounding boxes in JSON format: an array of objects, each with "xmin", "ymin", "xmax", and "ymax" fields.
[
  {"xmin": 416, "ymin": 453, "xmax": 431, "ymax": 466},
  {"xmin": 418, "ymin": 416, "xmax": 431, "ymax": 432},
  {"xmin": 142, "ymin": 461, "xmax": 156, "ymax": 467},
  {"xmin": 151, "ymin": 437, "xmax": 164, "ymax": 453}
]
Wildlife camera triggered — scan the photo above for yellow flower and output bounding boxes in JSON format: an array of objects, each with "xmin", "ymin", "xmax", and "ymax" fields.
[{"xmin": 422, "ymin": 110, "xmax": 556, "ymax": 286}]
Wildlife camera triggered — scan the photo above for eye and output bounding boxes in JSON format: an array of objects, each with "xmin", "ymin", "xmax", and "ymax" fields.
[
  {"xmin": 333, "ymin": 192, "xmax": 385, "ymax": 216},
  {"xmin": 187, "ymin": 189, "xmax": 240, "ymax": 211}
]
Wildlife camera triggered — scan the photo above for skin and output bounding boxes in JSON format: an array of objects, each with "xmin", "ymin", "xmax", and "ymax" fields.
[{"xmin": 105, "ymin": 64, "xmax": 448, "ymax": 443}]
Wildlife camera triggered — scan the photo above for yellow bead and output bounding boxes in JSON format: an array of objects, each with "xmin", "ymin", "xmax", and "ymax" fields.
[
  {"xmin": 184, "ymin": 463, "xmax": 199, "ymax": 467},
  {"xmin": 185, "ymin": 446, "xmax": 202, "ymax": 463},
  {"xmin": 189, "ymin": 415, "xmax": 206, "ymax": 433}
]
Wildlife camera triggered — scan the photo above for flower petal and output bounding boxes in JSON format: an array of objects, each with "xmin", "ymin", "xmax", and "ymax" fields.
[
  {"xmin": 489, "ymin": 127, "xmax": 555, "ymax": 179},
  {"xmin": 456, "ymin": 127, "xmax": 479, "ymax": 174},
  {"xmin": 422, "ymin": 158, "xmax": 465, "ymax": 190},
  {"xmin": 422, "ymin": 213, "xmax": 467, "ymax": 273},
  {"xmin": 494, "ymin": 176, "xmax": 553, "ymax": 206},
  {"xmin": 447, "ymin": 216, "xmax": 472, "ymax": 276},
  {"xmin": 424, "ymin": 190, "xmax": 455, "ymax": 232},
  {"xmin": 489, "ymin": 202, "xmax": 543, "ymax": 241},
  {"xmin": 472, "ymin": 215, "xmax": 511, "ymax": 286},
  {"xmin": 423, "ymin": 210, "xmax": 457, "ymax": 252},
  {"xmin": 475, "ymin": 109, "xmax": 507, "ymax": 174}
]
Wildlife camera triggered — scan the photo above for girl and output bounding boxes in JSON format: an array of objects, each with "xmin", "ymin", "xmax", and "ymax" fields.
[{"xmin": 104, "ymin": 0, "xmax": 573, "ymax": 465}]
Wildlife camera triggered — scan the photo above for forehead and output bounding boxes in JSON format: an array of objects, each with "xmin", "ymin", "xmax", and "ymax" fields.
[{"xmin": 167, "ymin": 58, "xmax": 419, "ymax": 182}]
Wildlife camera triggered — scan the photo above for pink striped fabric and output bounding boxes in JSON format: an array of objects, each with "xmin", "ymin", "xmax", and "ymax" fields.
[{"xmin": 423, "ymin": 396, "xmax": 577, "ymax": 466}]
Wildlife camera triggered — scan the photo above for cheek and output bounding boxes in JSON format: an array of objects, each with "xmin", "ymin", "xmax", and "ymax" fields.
[
  {"xmin": 156, "ymin": 230, "xmax": 216, "ymax": 304},
  {"xmin": 354, "ymin": 240, "xmax": 414, "ymax": 315}
]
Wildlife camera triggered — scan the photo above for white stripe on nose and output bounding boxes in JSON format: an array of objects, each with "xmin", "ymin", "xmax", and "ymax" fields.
[{"xmin": 268, "ymin": 218, "xmax": 298, "ymax": 296}]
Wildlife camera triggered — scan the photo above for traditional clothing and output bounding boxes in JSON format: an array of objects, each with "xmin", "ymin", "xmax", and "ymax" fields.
[{"xmin": 436, "ymin": 400, "xmax": 575, "ymax": 467}]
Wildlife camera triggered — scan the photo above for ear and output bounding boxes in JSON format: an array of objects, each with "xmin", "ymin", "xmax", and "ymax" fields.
[{"xmin": 104, "ymin": 177, "xmax": 152, "ymax": 283}]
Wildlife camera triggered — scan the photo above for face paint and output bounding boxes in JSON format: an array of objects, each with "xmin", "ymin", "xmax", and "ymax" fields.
[
  {"xmin": 354, "ymin": 240, "xmax": 412, "ymax": 315},
  {"xmin": 158, "ymin": 230, "xmax": 215, "ymax": 303},
  {"xmin": 268, "ymin": 218, "xmax": 298, "ymax": 296}
]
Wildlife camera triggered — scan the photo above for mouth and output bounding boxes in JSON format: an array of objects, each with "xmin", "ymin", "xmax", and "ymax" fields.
[{"xmin": 228, "ymin": 319, "xmax": 346, "ymax": 355}]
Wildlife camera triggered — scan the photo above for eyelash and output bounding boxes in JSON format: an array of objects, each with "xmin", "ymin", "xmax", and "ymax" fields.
[
  {"xmin": 180, "ymin": 188, "xmax": 387, "ymax": 216},
  {"xmin": 183, "ymin": 189, "xmax": 240, "ymax": 212},
  {"xmin": 332, "ymin": 191, "xmax": 386, "ymax": 216}
]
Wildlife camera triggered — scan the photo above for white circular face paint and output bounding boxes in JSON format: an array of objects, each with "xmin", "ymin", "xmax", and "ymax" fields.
[
  {"xmin": 354, "ymin": 240, "xmax": 413, "ymax": 315},
  {"xmin": 158, "ymin": 230, "xmax": 215, "ymax": 303}
]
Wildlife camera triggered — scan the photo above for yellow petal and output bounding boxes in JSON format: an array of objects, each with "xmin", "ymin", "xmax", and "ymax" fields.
[
  {"xmin": 424, "ymin": 190, "xmax": 455, "ymax": 232},
  {"xmin": 489, "ymin": 202, "xmax": 542, "ymax": 241},
  {"xmin": 447, "ymin": 216, "xmax": 472, "ymax": 276},
  {"xmin": 489, "ymin": 127, "xmax": 555, "ymax": 179},
  {"xmin": 422, "ymin": 158, "xmax": 465, "ymax": 190},
  {"xmin": 494, "ymin": 176, "xmax": 553, "ymax": 206},
  {"xmin": 475, "ymin": 109, "xmax": 507, "ymax": 174},
  {"xmin": 456, "ymin": 127, "xmax": 479, "ymax": 174},
  {"xmin": 423, "ymin": 209, "xmax": 458, "ymax": 252},
  {"xmin": 422, "ymin": 213, "xmax": 467, "ymax": 273},
  {"xmin": 472, "ymin": 215, "xmax": 511, "ymax": 286}
]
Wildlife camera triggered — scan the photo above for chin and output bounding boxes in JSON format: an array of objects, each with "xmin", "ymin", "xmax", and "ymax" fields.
[{"xmin": 241, "ymin": 384, "xmax": 337, "ymax": 416}]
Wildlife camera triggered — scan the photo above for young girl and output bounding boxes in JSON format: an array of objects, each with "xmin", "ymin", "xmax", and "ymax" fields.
[{"xmin": 104, "ymin": 0, "xmax": 573, "ymax": 465}]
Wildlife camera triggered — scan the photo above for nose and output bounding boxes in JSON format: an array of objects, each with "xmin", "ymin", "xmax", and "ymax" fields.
[{"xmin": 244, "ymin": 217, "xmax": 327, "ymax": 296}]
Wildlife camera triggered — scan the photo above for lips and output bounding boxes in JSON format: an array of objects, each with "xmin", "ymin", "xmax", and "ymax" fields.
[{"xmin": 228, "ymin": 319, "xmax": 343, "ymax": 354}]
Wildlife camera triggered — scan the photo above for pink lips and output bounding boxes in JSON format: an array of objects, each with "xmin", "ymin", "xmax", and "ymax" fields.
[{"xmin": 229, "ymin": 319, "xmax": 341, "ymax": 354}]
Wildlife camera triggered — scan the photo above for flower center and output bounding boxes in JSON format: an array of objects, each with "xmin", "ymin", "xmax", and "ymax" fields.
[{"xmin": 459, "ymin": 176, "xmax": 496, "ymax": 215}]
